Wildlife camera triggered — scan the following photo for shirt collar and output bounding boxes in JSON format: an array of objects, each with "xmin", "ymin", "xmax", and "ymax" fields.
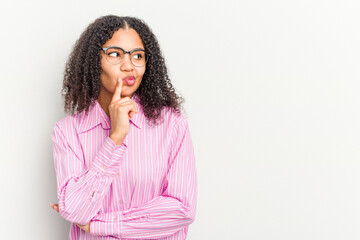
[
  {"xmin": 78, "ymin": 94, "xmax": 145, "ymax": 134},
  {"xmin": 129, "ymin": 94, "xmax": 145, "ymax": 129}
]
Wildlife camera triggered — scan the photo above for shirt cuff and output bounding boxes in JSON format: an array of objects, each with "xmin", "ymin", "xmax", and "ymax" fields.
[
  {"xmin": 91, "ymin": 137, "xmax": 127, "ymax": 175},
  {"xmin": 90, "ymin": 220, "xmax": 121, "ymax": 237}
]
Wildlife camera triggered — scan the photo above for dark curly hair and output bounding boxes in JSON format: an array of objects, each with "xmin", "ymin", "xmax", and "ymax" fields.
[{"xmin": 62, "ymin": 15, "xmax": 183, "ymax": 124}]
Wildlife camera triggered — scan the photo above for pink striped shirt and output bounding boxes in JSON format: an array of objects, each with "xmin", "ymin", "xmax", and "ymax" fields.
[{"xmin": 51, "ymin": 95, "xmax": 197, "ymax": 239}]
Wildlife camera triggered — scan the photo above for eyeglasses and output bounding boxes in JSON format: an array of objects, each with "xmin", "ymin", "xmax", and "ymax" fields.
[{"xmin": 102, "ymin": 46, "xmax": 149, "ymax": 67}]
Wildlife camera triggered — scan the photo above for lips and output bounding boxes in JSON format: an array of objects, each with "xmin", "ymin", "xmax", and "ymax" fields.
[{"xmin": 123, "ymin": 76, "xmax": 135, "ymax": 86}]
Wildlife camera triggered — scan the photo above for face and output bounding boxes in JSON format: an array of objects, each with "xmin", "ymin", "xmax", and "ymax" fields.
[{"xmin": 100, "ymin": 28, "xmax": 146, "ymax": 99}]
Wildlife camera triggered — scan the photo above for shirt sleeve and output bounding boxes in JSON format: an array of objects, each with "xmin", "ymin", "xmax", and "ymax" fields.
[
  {"xmin": 52, "ymin": 123, "xmax": 127, "ymax": 225},
  {"xmin": 89, "ymin": 118, "xmax": 197, "ymax": 239}
]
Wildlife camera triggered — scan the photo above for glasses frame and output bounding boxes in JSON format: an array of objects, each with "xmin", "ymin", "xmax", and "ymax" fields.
[{"xmin": 102, "ymin": 46, "xmax": 150, "ymax": 67}]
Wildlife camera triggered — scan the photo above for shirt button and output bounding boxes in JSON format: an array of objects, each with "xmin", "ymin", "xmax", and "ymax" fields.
[
  {"xmin": 113, "ymin": 217, "xmax": 117, "ymax": 220},
  {"xmin": 119, "ymin": 200, "xmax": 124, "ymax": 204},
  {"xmin": 103, "ymin": 165, "xmax": 108, "ymax": 169}
]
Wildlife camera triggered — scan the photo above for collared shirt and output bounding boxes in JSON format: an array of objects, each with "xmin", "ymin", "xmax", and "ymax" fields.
[{"xmin": 52, "ymin": 95, "xmax": 197, "ymax": 240}]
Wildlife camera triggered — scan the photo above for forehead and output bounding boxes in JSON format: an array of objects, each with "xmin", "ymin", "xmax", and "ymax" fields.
[{"xmin": 104, "ymin": 28, "xmax": 144, "ymax": 50}]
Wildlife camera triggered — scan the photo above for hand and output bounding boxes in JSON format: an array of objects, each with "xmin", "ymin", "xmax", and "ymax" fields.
[
  {"xmin": 50, "ymin": 203, "xmax": 91, "ymax": 233},
  {"xmin": 109, "ymin": 77, "xmax": 138, "ymax": 145}
]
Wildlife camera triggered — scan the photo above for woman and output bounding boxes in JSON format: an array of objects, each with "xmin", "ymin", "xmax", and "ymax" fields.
[{"xmin": 51, "ymin": 15, "xmax": 197, "ymax": 240}]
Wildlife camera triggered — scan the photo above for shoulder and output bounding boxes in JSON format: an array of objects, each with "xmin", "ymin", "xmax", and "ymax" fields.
[
  {"xmin": 52, "ymin": 110, "xmax": 88, "ymax": 142},
  {"xmin": 54, "ymin": 112, "xmax": 82, "ymax": 132},
  {"xmin": 160, "ymin": 107, "xmax": 192, "ymax": 152},
  {"xmin": 159, "ymin": 106, "xmax": 189, "ymax": 131},
  {"xmin": 53, "ymin": 101, "xmax": 99, "ymax": 134}
]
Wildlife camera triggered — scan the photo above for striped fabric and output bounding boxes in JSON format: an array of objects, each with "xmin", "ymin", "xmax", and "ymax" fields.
[{"xmin": 51, "ymin": 95, "xmax": 197, "ymax": 240}]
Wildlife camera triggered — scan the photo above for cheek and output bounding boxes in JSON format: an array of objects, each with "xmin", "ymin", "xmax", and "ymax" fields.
[
  {"xmin": 100, "ymin": 70, "xmax": 110, "ymax": 85},
  {"xmin": 137, "ymin": 67, "xmax": 146, "ymax": 79},
  {"xmin": 101, "ymin": 64, "xmax": 119, "ymax": 81}
]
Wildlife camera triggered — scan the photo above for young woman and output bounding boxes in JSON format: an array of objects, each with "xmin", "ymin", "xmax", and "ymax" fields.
[{"xmin": 51, "ymin": 15, "xmax": 197, "ymax": 240}]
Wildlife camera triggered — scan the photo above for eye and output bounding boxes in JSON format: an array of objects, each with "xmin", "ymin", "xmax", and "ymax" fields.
[
  {"xmin": 108, "ymin": 51, "xmax": 120, "ymax": 58},
  {"xmin": 133, "ymin": 53, "xmax": 143, "ymax": 60}
]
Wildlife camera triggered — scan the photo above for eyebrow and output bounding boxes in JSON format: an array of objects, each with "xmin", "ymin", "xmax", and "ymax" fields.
[{"xmin": 104, "ymin": 46, "xmax": 145, "ymax": 52}]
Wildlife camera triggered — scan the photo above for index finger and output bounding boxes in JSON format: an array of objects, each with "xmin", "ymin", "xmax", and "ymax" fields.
[{"xmin": 111, "ymin": 77, "xmax": 122, "ymax": 103}]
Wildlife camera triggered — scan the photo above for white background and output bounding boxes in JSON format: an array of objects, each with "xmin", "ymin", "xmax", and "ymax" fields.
[{"xmin": 0, "ymin": 0, "xmax": 359, "ymax": 239}]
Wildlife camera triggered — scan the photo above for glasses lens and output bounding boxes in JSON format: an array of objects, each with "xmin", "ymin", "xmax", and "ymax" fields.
[
  {"xmin": 131, "ymin": 51, "xmax": 147, "ymax": 67},
  {"xmin": 104, "ymin": 48, "xmax": 123, "ymax": 64}
]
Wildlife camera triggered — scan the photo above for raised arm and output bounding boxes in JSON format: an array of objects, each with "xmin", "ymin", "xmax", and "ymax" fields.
[
  {"xmin": 53, "ymin": 77, "xmax": 138, "ymax": 225},
  {"xmin": 52, "ymin": 124, "xmax": 127, "ymax": 225}
]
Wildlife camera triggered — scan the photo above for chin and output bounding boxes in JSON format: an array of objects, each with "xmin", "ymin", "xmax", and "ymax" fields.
[
  {"xmin": 124, "ymin": 85, "xmax": 140, "ymax": 96},
  {"xmin": 121, "ymin": 91, "xmax": 136, "ymax": 98}
]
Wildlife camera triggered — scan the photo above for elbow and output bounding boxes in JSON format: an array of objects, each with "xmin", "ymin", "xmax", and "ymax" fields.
[
  {"xmin": 181, "ymin": 204, "xmax": 196, "ymax": 226},
  {"xmin": 186, "ymin": 208, "xmax": 196, "ymax": 225},
  {"xmin": 175, "ymin": 210, "xmax": 195, "ymax": 230}
]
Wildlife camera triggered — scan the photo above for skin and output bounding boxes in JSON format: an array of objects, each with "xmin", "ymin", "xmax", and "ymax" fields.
[
  {"xmin": 50, "ymin": 28, "xmax": 146, "ymax": 232},
  {"xmin": 98, "ymin": 27, "xmax": 145, "ymax": 145},
  {"xmin": 97, "ymin": 28, "xmax": 145, "ymax": 117}
]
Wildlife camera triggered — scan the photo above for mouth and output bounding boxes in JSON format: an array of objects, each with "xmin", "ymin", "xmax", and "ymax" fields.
[{"xmin": 123, "ymin": 76, "xmax": 135, "ymax": 86}]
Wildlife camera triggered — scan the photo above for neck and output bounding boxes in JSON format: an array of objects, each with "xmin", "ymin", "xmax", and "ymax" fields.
[{"xmin": 97, "ymin": 89, "xmax": 112, "ymax": 116}]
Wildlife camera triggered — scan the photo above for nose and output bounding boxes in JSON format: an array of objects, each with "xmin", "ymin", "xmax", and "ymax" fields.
[{"xmin": 120, "ymin": 54, "xmax": 133, "ymax": 71}]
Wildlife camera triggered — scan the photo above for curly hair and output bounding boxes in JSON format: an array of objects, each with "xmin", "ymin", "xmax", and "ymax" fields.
[{"xmin": 62, "ymin": 15, "xmax": 183, "ymax": 124}]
